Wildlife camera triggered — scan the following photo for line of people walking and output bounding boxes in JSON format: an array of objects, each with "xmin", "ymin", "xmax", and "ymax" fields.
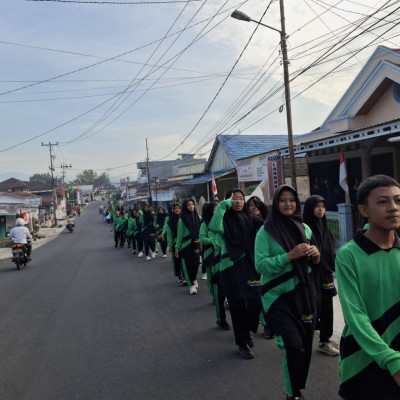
[{"xmin": 101, "ymin": 174, "xmax": 400, "ymax": 400}]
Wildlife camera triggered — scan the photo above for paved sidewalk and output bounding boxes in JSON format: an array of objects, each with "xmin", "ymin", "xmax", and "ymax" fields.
[{"xmin": 0, "ymin": 222, "xmax": 67, "ymax": 263}]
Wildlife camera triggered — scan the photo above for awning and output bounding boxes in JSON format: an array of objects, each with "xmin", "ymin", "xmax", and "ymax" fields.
[{"xmin": 182, "ymin": 168, "xmax": 236, "ymax": 185}]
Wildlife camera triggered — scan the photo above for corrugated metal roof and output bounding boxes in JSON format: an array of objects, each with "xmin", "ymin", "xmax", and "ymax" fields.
[
  {"xmin": 182, "ymin": 168, "xmax": 235, "ymax": 185},
  {"xmin": 218, "ymin": 135, "xmax": 290, "ymax": 162}
]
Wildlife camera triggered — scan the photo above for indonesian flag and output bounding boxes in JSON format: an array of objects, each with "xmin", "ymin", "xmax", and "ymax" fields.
[
  {"xmin": 339, "ymin": 149, "xmax": 349, "ymax": 193},
  {"xmin": 211, "ymin": 172, "xmax": 217, "ymax": 195}
]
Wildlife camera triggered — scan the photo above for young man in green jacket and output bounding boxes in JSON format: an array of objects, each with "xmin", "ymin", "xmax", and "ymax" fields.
[{"xmin": 336, "ymin": 175, "xmax": 400, "ymax": 399}]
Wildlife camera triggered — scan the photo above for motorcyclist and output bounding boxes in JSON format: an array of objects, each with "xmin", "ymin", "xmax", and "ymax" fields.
[
  {"xmin": 9, "ymin": 218, "xmax": 32, "ymax": 260},
  {"xmin": 67, "ymin": 213, "xmax": 75, "ymax": 229}
]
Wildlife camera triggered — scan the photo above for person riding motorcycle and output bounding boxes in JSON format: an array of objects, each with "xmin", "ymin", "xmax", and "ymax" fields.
[
  {"xmin": 9, "ymin": 218, "xmax": 32, "ymax": 260},
  {"xmin": 67, "ymin": 213, "xmax": 75, "ymax": 230}
]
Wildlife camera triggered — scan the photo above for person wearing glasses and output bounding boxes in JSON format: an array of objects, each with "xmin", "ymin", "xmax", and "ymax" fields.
[{"xmin": 208, "ymin": 188, "xmax": 267, "ymax": 359}]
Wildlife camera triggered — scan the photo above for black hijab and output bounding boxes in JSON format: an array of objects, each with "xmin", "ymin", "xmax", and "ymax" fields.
[
  {"xmin": 180, "ymin": 199, "xmax": 201, "ymax": 240},
  {"xmin": 156, "ymin": 207, "xmax": 167, "ymax": 228},
  {"xmin": 201, "ymin": 202, "xmax": 216, "ymax": 226},
  {"xmin": 303, "ymin": 195, "xmax": 336, "ymax": 272},
  {"xmin": 223, "ymin": 188, "xmax": 257, "ymax": 264},
  {"xmin": 142, "ymin": 204, "xmax": 153, "ymax": 226},
  {"xmin": 167, "ymin": 203, "xmax": 181, "ymax": 237}
]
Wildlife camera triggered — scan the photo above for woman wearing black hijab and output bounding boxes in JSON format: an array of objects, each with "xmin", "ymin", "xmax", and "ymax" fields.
[
  {"xmin": 163, "ymin": 204, "xmax": 183, "ymax": 283},
  {"xmin": 155, "ymin": 207, "xmax": 168, "ymax": 258},
  {"xmin": 303, "ymin": 195, "xmax": 338, "ymax": 356},
  {"xmin": 255, "ymin": 185, "xmax": 320, "ymax": 400},
  {"xmin": 139, "ymin": 204, "xmax": 156, "ymax": 261},
  {"xmin": 246, "ymin": 196, "xmax": 273, "ymax": 339},
  {"xmin": 175, "ymin": 199, "xmax": 202, "ymax": 294},
  {"xmin": 208, "ymin": 188, "xmax": 265, "ymax": 359}
]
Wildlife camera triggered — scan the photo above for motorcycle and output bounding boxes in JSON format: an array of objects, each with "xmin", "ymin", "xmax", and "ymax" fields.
[
  {"xmin": 66, "ymin": 223, "xmax": 74, "ymax": 232},
  {"xmin": 11, "ymin": 243, "xmax": 29, "ymax": 270}
]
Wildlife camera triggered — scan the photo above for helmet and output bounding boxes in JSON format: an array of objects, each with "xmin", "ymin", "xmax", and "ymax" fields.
[{"xmin": 16, "ymin": 218, "xmax": 25, "ymax": 226}]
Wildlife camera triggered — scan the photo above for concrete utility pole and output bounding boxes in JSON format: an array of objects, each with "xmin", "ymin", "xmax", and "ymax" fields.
[
  {"xmin": 279, "ymin": 0, "xmax": 297, "ymax": 191},
  {"xmin": 146, "ymin": 139, "xmax": 153, "ymax": 207},
  {"xmin": 231, "ymin": 0, "xmax": 297, "ymax": 191},
  {"xmin": 60, "ymin": 163, "xmax": 72, "ymax": 205},
  {"xmin": 42, "ymin": 142, "xmax": 59, "ymax": 225}
]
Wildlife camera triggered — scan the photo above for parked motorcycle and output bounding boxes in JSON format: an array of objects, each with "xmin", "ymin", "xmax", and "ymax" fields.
[
  {"xmin": 66, "ymin": 223, "xmax": 74, "ymax": 232},
  {"xmin": 11, "ymin": 243, "xmax": 29, "ymax": 270}
]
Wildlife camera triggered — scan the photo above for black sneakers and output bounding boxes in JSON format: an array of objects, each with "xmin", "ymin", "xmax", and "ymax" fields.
[
  {"xmin": 238, "ymin": 344, "xmax": 254, "ymax": 359},
  {"xmin": 216, "ymin": 320, "xmax": 231, "ymax": 330}
]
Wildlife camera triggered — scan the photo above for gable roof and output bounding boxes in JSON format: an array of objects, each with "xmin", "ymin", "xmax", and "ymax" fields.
[
  {"xmin": 0, "ymin": 192, "xmax": 41, "ymax": 199},
  {"xmin": 0, "ymin": 178, "xmax": 21, "ymax": 191},
  {"xmin": 205, "ymin": 134, "xmax": 290, "ymax": 170},
  {"xmin": 322, "ymin": 46, "xmax": 400, "ymax": 130}
]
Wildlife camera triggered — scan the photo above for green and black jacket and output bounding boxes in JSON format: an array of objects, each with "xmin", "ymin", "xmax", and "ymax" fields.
[
  {"xmin": 335, "ymin": 231, "xmax": 400, "ymax": 397},
  {"xmin": 163, "ymin": 216, "xmax": 176, "ymax": 248},
  {"xmin": 208, "ymin": 198, "xmax": 261, "ymax": 299},
  {"xmin": 255, "ymin": 224, "xmax": 314, "ymax": 315},
  {"xmin": 175, "ymin": 216, "xmax": 202, "ymax": 259}
]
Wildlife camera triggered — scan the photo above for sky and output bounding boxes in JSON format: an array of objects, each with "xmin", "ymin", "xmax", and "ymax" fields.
[{"xmin": 1, "ymin": 0, "xmax": 400, "ymax": 185}]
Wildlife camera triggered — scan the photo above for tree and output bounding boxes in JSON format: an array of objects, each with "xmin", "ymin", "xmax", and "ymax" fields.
[
  {"xmin": 74, "ymin": 169, "xmax": 110, "ymax": 186},
  {"xmin": 75, "ymin": 169, "xmax": 97, "ymax": 184},
  {"xmin": 29, "ymin": 173, "xmax": 52, "ymax": 185},
  {"xmin": 94, "ymin": 172, "xmax": 111, "ymax": 187}
]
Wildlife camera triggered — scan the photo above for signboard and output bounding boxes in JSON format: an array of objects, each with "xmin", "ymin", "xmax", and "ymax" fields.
[
  {"xmin": 267, "ymin": 155, "xmax": 284, "ymax": 198},
  {"xmin": 151, "ymin": 189, "xmax": 173, "ymax": 202},
  {"xmin": 237, "ymin": 154, "xmax": 269, "ymax": 182}
]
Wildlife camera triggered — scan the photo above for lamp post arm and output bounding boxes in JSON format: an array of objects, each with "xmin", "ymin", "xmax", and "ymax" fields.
[{"xmin": 250, "ymin": 19, "xmax": 282, "ymax": 35}]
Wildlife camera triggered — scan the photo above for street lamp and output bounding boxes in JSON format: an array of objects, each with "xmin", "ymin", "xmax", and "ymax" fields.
[{"xmin": 231, "ymin": 2, "xmax": 297, "ymax": 191}]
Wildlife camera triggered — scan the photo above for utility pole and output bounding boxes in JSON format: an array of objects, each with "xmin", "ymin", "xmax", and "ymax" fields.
[
  {"xmin": 60, "ymin": 163, "xmax": 72, "ymax": 207},
  {"xmin": 42, "ymin": 142, "xmax": 59, "ymax": 225},
  {"xmin": 279, "ymin": 0, "xmax": 297, "ymax": 191},
  {"xmin": 231, "ymin": 0, "xmax": 297, "ymax": 191},
  {"xmin": 146, "ymin": 139, "xmax": 153, "ymax": 207}
]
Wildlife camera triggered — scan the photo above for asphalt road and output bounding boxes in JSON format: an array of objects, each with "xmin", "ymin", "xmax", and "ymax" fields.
[{"xmin": 0, "ymin": 202, "xmax": 341, "ymax": 400}]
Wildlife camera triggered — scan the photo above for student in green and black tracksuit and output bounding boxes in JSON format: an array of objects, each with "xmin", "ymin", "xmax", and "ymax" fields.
[
  {"xmin": 163, "ymin": 203, "xmax": 183, "ymax": 282},
  {"xmin": 246, "ymin": 195, "xmax": 272, "ymax": 340},
  {"xmin": 303, "ymin": 195, "xmax": 339, "ymax": 356},
  {"xmin": 155, "ymin": 207, "xmax": 168, "ymax": 258},
  {"xmin": 200, "ymin": 201, "xmax": 231, "ymax": 330},
  {"xmin": 336, "ymin": 175, "xmax": 400, "ymax": 400},
  {"xmin": 209, "ymin": 189, "xmax": 265, "ymax": 359},
  {"xmin": 118, "ymin": 211, "xmax": 128, "ymax": 247},
  {"xmin": 132, "ymin": 209, "xmax": 143, "ymax": 257},
  {"xmin": 126, "ymin": 210, "xmax": 136, "ymax": 251},
  {"xmin": 175, "ymin": 199, "xmax": 202, "ymax": 295},
  {"xmin": 255, "ymin": 185, "xmax": 320, "ymax": 400},
  {"xmin": 140, "ymin": 204, "xmax": 156, "ymax": 260},
  {"xmin": 111, "ymin": 208, "xmax": 121, "ymax": 247}
]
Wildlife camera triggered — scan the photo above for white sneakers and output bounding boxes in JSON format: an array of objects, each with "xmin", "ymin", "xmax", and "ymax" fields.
[
  {"xmin": 189, "ymin": 285, "xmax": 197, "ymax": 295},
  {"xmin": 318, "ymin": 341, "xmax": 339, "ymax": 356},
  {"xmin": 193, "ymin": 280, "xmax": 199, "ymax": 288},
  {"xmin": 162, "ymin": 254, "xmax": 167, "ymax": 258},
  {"xmin": 138, "ymin": 251, "xmax": 143, "ymax": 258},
  {"xmin": 146, "ymin": 255, "xmax": 151, "ymax": 261},
  {"xmin": 201, "ymin": 273, "xmax": 207, "ymax": 280}
]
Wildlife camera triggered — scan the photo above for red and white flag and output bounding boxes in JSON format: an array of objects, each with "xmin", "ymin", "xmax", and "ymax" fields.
[
  {"xmin": 339, "ymin": 149, "xmax": 349, "ymax": 193},
  {"xmin": 211, "ymin": 172, "xmax": 217, "ymax": 195}
]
